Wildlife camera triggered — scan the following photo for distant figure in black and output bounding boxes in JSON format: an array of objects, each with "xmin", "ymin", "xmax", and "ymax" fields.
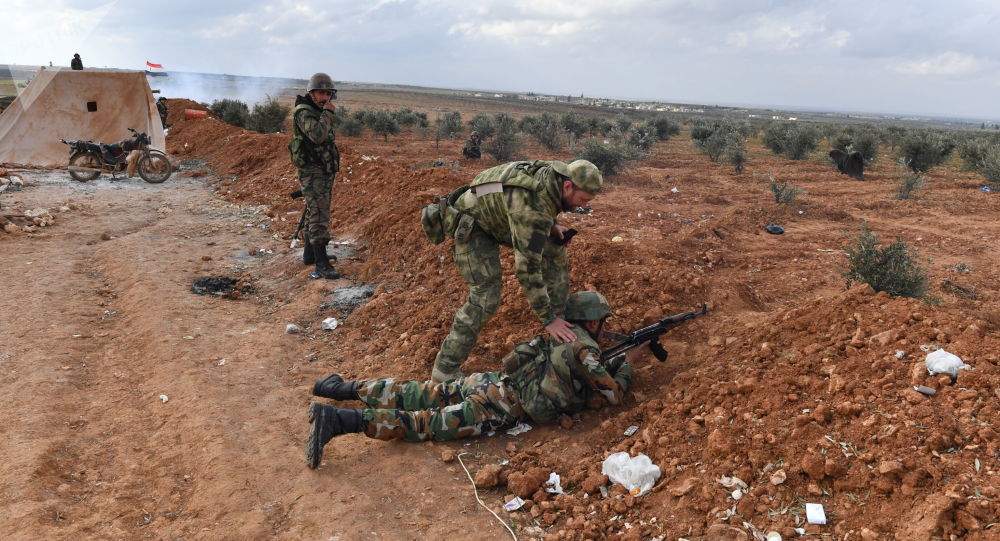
[
  {"xmin": 70, "ymin": 54, "xmax": 83, "ymax": 71},
  {"xmin": 829, "ymin": 149, "xmax": 864, "ymax": 181},
  {"xmin": 157, "ymin": 97, "xmax": 170, "ymax": 129},
  {"xmin": 462, "ymin": 131, "xmax": 481, "ymax": 159}
]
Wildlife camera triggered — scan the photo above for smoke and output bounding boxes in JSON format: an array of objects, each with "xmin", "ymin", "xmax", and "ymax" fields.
[{"xmin": 148, "ymin": 71, "xmax": 304, "ymax": 106}]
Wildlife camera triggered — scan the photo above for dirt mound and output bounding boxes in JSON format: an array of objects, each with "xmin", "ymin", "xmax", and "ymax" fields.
[
  {"xmin": 163, "ymin": 98, "xmax": 207, "ymax": 127},
  {"xmin": 163, "ymin": 109, "xmax": 1000, "ymax": 539}
]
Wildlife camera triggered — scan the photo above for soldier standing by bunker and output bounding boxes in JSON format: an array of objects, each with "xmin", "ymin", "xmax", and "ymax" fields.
[
  {"xmin": 305, "ymin": 291, "xmax": 646, "ymax": 468},
  {"xmin": 420, "ymin": 159, "xmax": 604, "ymax": 382},
  {"xmin": 289, "ymin": 72, "xmax": 341, "ymax": 279}
]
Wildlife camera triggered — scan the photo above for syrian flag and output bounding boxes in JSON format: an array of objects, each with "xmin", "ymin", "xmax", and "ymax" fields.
[{"xmin": 145, "ymin": 61, "xmax": 166, "ymax": 76}]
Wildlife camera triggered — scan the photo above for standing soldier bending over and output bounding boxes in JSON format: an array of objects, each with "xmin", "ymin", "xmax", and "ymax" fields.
[
  {"xmin": 289, "ymin": 72, "xmax": 341, "ymax": 279},
  {"xmin": 421, "ymin": 159, "xmax": 603, "ymax": 383},
  {"xmin": 306, "ymin": 291, "xmax": 645, "ymax": 468}
]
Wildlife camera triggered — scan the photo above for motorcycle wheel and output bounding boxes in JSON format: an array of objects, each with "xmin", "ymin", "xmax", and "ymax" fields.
[
  {"xmin": 68, "ymin": 152, "xmax": 101, "ymax": 182},
  {"xmin": 137, "ymin": 151, "xmax": 172, "ymax": 184}
]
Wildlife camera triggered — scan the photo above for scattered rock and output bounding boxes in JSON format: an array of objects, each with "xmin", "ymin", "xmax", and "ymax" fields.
[
  {"xmin": 285, "ymin": 324, "xmax": 301, "ymax": 334},
  {"xmin": 441, "ymin": 450, "xmax": 455, "ymax": 463},
  {"xmin": 705, "ymin": 523, "xmax": 749, "ymax": 541},
  {"xmin": 801, "ymin": 454, "xmax": 826, "ymax": 480},
  {"xmin": 507, "ymin": 467, "xmax": 549, "ymax": 499},
  {"xmin": 770, "ymin": 469, "xmax": 787, "ymax": 485},
  {"xmin": 474, "ymin": 464, "xmax": 502, "ymax": 489}
]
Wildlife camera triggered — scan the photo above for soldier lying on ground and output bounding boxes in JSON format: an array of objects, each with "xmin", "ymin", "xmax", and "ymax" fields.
[{"xmin": 305, "ymin": 291, "xmax": 649, "ymax": 469}]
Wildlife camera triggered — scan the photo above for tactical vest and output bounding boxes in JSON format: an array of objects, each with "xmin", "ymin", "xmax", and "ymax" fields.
[
  {"xmin": 454, "ymin": 160, "xmax": 557, "ymax": 242},
  {"xmin": 289, "ymin": 103, "xmax": 339, "ymax": 174},
  {"xmin": 502, "ymin": 327, "xmax": 599, "ymax": 424}
]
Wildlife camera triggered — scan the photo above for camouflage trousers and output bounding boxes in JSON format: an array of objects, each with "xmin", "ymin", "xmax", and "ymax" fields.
[
  {"xmin": 433, "ymin": 227, "xmax": 568, "ymax": 377},
  {"xmin": 298, "ymin": 166, "xmax": 335, "ymax": 247},
  {"xmin": 355, "ymin": 372, "xmax": 525, "ymax": 442}
]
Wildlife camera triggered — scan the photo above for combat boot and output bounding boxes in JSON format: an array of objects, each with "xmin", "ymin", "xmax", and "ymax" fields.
[
  {"xmin": 312, "ymin": 374, "xmax": 360, "ymax": 400},
  {"xmin": 306, "ymin": 402, "xmax": 363, "ymax": 469},
  {"xmin": 302, "ymin": 234, "xmax": 315, "ymax": 265},
  {"xmin": 312, "ymin": 243, "xmax": 341, "ymax": 279}
]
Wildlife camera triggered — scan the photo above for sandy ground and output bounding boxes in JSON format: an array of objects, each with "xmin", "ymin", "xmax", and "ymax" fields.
[
  {"xmin": 0, "ymin": 169, "xmax": 513, "ymax": 540},
  {"xmin": 1, "ymin": 96, "xmax": 998, "ymax": 540}
]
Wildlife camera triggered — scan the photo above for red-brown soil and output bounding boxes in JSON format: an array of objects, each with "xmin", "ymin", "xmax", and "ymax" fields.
[{"xmin": 1, "ymin": 96, "xmax": 997, "ymax": 540}]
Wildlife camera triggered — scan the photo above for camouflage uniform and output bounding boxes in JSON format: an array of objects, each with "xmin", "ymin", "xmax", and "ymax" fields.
[
  {"xmin": 291, "ymin": 94, "xmax": 339, "ymax": 247},
  {"xmin": 433, "ymin": 161, "xmax": 570, "ymax": 380},
  {"xmin": 353, "ymin": 326, "xmax": 631, "ymax": 442}
]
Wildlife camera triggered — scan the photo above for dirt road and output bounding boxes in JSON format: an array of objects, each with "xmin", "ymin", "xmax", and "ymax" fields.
[{"xmin": 0, "ymin": 171, "xmax": 513, "ymax": 540}]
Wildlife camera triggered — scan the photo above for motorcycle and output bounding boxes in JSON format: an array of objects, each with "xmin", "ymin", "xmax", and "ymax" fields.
[{"xmin": 61, "ymin": 128, "xmax": 172, "ymax": 183}]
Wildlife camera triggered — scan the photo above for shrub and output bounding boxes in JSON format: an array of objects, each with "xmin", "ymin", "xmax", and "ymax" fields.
[
  {"xmin": 392, "ymin": 108, "xmax": 424, "ymax": 128},
  {"xmin": 831, "ymin": 128, "xmax": 880, "ymax": 164},
  {"xmin": 894, "ymin": 160, "xmax": 926, "ymax": 200},
  {"xmin": 762, "ymin": 122, "xmax": 791, "ymax": 155},
  {"xmin": 527, "ymin": 112, "xmax": 563, "ymax": 151},
  {"xmin": 246, "ymin": 95, "xmax": 290, "ymax": 134},
  {"xmin": 209, "ymin": 98, "xmax": 249, "ymax": 128},
  {"xmin": 842, "ymin": 224, "xmax": 928, "ymax": 299},
  {"xmin": 338, "ymin": 116, "xmax": 363, "ymax": 137},
  {"xmin": 365, "ymin": 109, "xmax": 400, "ymax": 141},
  {"xmin": 763, "ymin": 122, "xmax": 820, "ymax": 160},
  {"xmin": 766, "ymin": 175, "xmax": 804, "ymax": 204},
  {"xmin": 560, "ymin": 113, "xmax": 589, "ymax": 141},
  {"xmin": 483, "ymin": 113, "xmax": 522, "ymax": 162},
  {"xmin": 468, "ymin": 114, "xmax": 496, "ymax": 139},
  {"xmin": 646, "ymin": 117, "xmax": 681, "ymax": 140},
  {"xmin": 958, "ymin": 137, "xmax": 991, "ymax": 171},
  {"xmin": 434, "ymin": 111, "xmax": 463, "ymax": 140},
  {"xmin": 690, "ymin": 118, "xmax": 748, "ymax": 168},
  {"xmin": 627, "ymin": 124, "xmax": 657, "ymax": 152},
  {"xmin": 725, "ymin": 134, "xmax": 747, "ymax": 173},
  {"xmin": 897, "ymin": 130, "xmax": 955, "ymax": 173},
  {"xmin": 977, "ymin": 144, "xmax": 1000, "ymax": 186},
  {"xmin": 784, "ymin": 125, "xmax": 821, "ymax": 160},
  {"xmin": 614, "ymin": 114, "xmax": 633, "ymax": 133},
  {"xmin": 574, "ymin": 138, "xmax": 645, "ymax": 177}
]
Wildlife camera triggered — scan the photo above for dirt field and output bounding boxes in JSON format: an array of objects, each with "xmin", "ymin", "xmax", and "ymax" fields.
[{"xmin": 1, "ymin": 96, "xmax": 998, "ymax": 541}]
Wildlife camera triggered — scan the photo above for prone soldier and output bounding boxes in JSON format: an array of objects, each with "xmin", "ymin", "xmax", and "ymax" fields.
[{"xmin": 305, "ymin": 291, "xmax": 646, "ymax": 468}]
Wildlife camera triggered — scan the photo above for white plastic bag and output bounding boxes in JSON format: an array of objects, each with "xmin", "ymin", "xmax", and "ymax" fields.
[
  {"xmin": 925, "ymin": 349, "xmax": 970, "ymax": 379},
  {"xmin": 601, "ymin": 452, "xmax": 661, "ymax": 497}
]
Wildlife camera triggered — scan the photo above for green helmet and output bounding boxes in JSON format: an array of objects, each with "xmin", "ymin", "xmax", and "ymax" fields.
[
  {"xmin": 564, "ymin": 291, "xmax": 614, "ymax": 321},
  {"xmin": 551, "ymin": 159, "xmax": 603, "ymax": 194},
  {"xmin": 307, "ymin": 72, "xmax": 336, "ymax": 92}
]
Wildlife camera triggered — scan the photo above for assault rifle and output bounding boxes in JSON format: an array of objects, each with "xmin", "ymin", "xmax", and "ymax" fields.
[{"xmin": 600, "ymin": 303, "xmax": 708, "ymax": 363}]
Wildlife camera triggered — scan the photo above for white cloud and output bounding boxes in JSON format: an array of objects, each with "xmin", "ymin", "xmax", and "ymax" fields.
[
  {"xmin": 893, "ymin": 51, "xmax": 984, "ymax": 76},
  {"xmin": 726, "ymin": 20, "xmax": 824, "ymax": 52},
  {"xmin": 449, "ymin": 19, "xmax": 593, "ymax": 46}
]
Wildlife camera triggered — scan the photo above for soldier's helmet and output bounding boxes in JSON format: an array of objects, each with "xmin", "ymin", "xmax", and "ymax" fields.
[
  {"xmin": 471, "ymin": 131, "xmax": 479, "ymax": 137},
  {"xmin": 307, "ymin": 72, "xmax": 336, "ymax": 92},
  {"xmin": 551, "ymin": 159, "xmax": 603, "ymax": 194},
  {"xmin": 564, "ymin": 291, "xmax": 614, "ymax": 321}
]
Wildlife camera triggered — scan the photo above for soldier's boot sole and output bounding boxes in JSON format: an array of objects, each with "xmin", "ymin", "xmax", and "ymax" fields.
[{"xmin": 306, "ymin": 402, "xmax": 340, "ymax": 469}]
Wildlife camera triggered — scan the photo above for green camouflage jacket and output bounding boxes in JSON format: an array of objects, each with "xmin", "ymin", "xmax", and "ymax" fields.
[
  {"xmin": 503, "ymin": 326, "xmax": 632, "ymax": 424},
  {"xmin": 454, "ymin": 160, "xmax": 564, "ymax": 323},
  {"xmin": 290, "ymin": 95, "xmax": 339, "ymax": 174}
]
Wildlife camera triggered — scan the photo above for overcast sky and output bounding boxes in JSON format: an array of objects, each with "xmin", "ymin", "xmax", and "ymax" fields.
[{"xmin": 7, "ymin": 0, "xmax": 999, "ymax": 119}]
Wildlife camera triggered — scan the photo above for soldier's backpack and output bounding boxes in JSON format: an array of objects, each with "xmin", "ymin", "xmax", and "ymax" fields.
[{"xmin": 419, "ymin": 161, "xmax": 551, "ymax": 244}]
